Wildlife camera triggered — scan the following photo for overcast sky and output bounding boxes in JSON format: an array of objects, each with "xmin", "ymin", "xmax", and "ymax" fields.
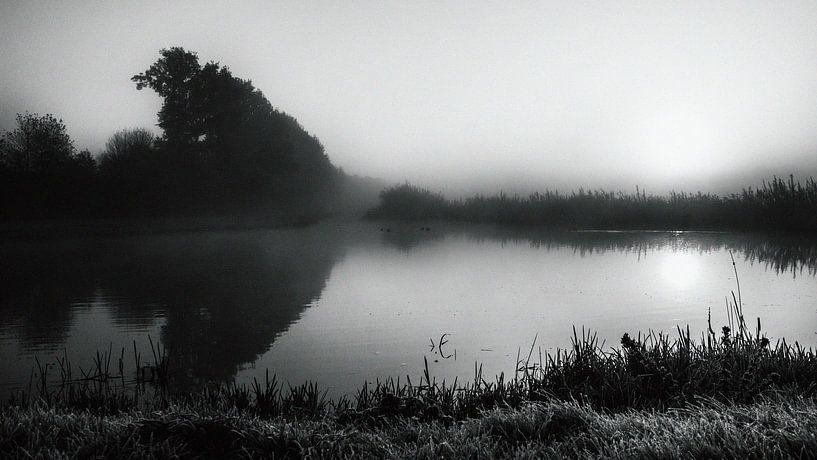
[{"xmin": 2, "ymin": 1, "xmax": 817, "ymax": 194}]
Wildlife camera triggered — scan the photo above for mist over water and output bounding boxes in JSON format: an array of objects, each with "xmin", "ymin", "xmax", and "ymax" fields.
[
  {"xmin": 3, "ymin": 3, "xmax": 817, "ymax": 457},
  {"xmin": 3, "ymin": 2, "xmax": 817, "ymax": 193},
  {"xmin": 1, "ymin": 222, "xmax": 815, "ymax": 398}
]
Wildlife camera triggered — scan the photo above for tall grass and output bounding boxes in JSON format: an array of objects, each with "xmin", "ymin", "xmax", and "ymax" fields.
[
  {"xmin": 6, "ymin": 313, "xmax": 817, "ymax": 458},
  {"xmin": 367, "ymin": 176, "xmax": 817, "ymax": 231},
  {"xmin": 7, "ymin": 271, "xmax": 817, "ymax": 456},
  {"xmin": 5, "ymin": 261, "xmax": 817, "ymax": 457},
  {"xmin": 10, "ymin": 304, "xmax": 817, "ymax": 421},
  {"xmin": 5, "ymin": 395, "xmax": 817, "ymax": 458},
  {"xmin": 11, "ymin": 336, "xmax": 170, "ymax": 413}
]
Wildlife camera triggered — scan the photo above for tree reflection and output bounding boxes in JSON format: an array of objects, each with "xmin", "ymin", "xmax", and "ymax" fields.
[
  {"xmin": 1, "ymin": 224, "xmax": 814, "ymax": 392},
  {"xmin": 0, "ymin": 227, "xmax": 346, "ymax": 387}
]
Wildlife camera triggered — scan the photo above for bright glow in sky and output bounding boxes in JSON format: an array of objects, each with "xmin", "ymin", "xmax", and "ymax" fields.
[{"xmin": 2, "ymin": 1, "xmax": 817, "ymax": 193}]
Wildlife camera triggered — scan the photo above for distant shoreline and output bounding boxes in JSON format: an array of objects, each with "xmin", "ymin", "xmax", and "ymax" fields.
[
  {"xmin": 0, "ymin": 213, "xmax": 324, "ymax": 239},
  {"xmin": 366, "ymin": 177, "xmax": 817, "ymax": 233},
  {"xmin": 2, "ymin": 213, "xmax": 814, "ymax": 241}
]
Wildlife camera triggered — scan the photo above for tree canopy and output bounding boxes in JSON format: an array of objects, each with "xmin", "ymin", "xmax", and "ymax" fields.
[
  {"xmin": 0, "ymin": 113, "xmax": 96, "ymax": 216},
  {"xmin": 0, "ymin": 113, "xmax": 80, "ymax": 174},
  {"xmin": 131, "ymin": 47, "xmax": 339, "ymax": 211},
  {"xmin": 0, "ymin": 47, "xmax": 352, "ymax": 220}
]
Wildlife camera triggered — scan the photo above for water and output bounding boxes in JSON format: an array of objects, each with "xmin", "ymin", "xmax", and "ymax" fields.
[{"xmin": 1, "ymin": 221, "xmax": 815, "ymax": 397}]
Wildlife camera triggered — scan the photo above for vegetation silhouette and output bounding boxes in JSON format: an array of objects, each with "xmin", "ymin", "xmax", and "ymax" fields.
[
  {"xmin": 0, "ymin": 47, "xmax": 382, "ymax": 223},
  {"xmin": 8, "ymin": 303, "xmax": 817, "ymax": 457},
  {"xmin": 129, "ymin": 47, "xmax": 340, "ymax": 216},
  {"xmin": 367, "ymin": 177, "xmax": 817, "ymax": 232},
  {"xmin": 0, "ymin": 113, "xmax": 96, "ymax": 218},
  {"xmin": 96, "ymin": 128, "xmax": 162, "ymax": 214},
  {"xmin": 3, "ymin": 48, "xmax": 814, "ymax": 230}
]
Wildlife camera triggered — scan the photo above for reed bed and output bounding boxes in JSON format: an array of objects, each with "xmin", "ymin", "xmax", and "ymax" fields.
[
  {"xmin": 9, "ymin": 299, "xmax": 817, "ymax": 422},
  {"xmin": 6, "ymin": 264, "xmax": 817, "ymax": 456},
  {"xmin": 10, "ymin": 336, "xmax": 170, "ymax": 413},
  {"xmin": 366, "ymin": 176, "xmax": 817, "ymax": 232},
  {"xmin": 4, "ymin": 327, "xmax": 817, "ymax": 460},
  {"xmin": 5, "ymin": 312, "xmax": 817, "ymax": 457}
]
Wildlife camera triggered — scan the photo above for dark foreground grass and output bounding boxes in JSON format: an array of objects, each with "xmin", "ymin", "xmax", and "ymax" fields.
[
  {"xmin": 4, "ymin": 396, "xmax": 817, "ymax": 458},
  {"xmin": 4, "ymin": 266, "xmax": 816, "ymax": 457},
  {"xmin": 5, "ymin": 298, "xmax": 817, "ymax": 457}
]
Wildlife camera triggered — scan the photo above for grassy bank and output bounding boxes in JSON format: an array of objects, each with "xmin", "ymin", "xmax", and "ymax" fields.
[
  {"xmin": 4, "ymin": 396, "xmax": 817, "ymax": 458},
  {"xmin": 366, "ymin": 176, "xmax": 817, "ymax": 232},
  {"xmin": 5, "ymin": 294, "xmax": 817, "ymax": 457}
]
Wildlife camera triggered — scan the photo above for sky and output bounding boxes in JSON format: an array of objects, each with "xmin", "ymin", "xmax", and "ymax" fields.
[{"xmin": 2, "ymin": 1, "xmax": 817, "ymax": 195}]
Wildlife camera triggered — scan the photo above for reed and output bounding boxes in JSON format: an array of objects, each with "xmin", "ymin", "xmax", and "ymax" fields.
[
  {"xmin": 367, "ymin": 176, "xmax": 817, "ymax": 232},
  {"xmin": 8, "ymin": 263, "xmax": 816, "ymax": 430},
  {"xmin": 5, "ymin": 262, "xmax": 817, "ymax": 457},
  {"xmin": 9, "ymin": 302, "xmax": 817, "ymax": 422},
  {"xmin": 11, "ymin": 335, "xmax": 171, "ymax": 413},
  {"xmin": 5, "ymin": 330, "xmax": 817, "ymax": 458}
]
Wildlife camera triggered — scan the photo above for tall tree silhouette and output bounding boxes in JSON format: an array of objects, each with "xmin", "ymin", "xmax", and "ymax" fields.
[
  {"xmin": 132, "ymin": 47, "xmax": 338, "ymax": 212},
  {"xmin": 132, "ymin": 48, "xmax": 203, "ymax": 149}
]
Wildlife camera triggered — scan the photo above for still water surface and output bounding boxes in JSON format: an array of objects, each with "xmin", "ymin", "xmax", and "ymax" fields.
[{"xmin": 1, "ymin": 222, "xmax": 815, "ymax": 397}]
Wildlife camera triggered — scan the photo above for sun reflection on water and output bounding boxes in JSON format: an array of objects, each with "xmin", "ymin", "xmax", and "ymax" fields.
[{"xmin": 660, "ymin": 252, "xmax": 700, "ymax": 289}]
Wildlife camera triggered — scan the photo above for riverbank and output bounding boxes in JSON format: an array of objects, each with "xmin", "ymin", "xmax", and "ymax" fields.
[
  {"xmin": 4, "ymin": 396, "xmax": 815, "ymax": 458},
  {"xmin": 4, "ymin": 310, "xmax": 817, "ymax": 458},
  {"xmin": 366, "ymin": 177, "xmax": 817, "ymax": 233}
]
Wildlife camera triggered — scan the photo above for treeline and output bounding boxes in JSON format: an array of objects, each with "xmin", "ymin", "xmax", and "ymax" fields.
[
  {"xmin": 0, "ymin": 48, "xmax": 344, "ymax": 220},
  {"xmin": 366, "ymin": 178, "xmax": 817, "ymax": 232}
]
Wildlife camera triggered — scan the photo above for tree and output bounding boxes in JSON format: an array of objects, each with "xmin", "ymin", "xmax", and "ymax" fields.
[
  {"xmin": 0, "ymin": 113, "xmax": 77, "ymax": 174},
  {"xmin": 132, "ymin": 47, "xmax": 339, "ymax": 211},
  {"xmin": 131, "ymin": 48, "xmax": 268, "ymax": 154},
  {"xmin": 99, "ymin": 128, "xmax": 155, "ymax": 166},
  {"xmin": 96, "ymin": 128, "xmax": 163, "ymax": 214},
  {"xmin": 132, "ymin": 48, "xmax": 204, "ymax": 149},
  {"xmin": 0, "ymin": 113, "xmax": 96, "ymax": 217}
]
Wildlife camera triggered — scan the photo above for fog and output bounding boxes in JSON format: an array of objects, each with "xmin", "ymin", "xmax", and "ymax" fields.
[{"xmin": 2, "ymin": 1, "xmax": 817, "ymax": 195}]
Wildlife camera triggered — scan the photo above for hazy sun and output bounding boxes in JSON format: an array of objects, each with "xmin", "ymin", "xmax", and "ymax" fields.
[
  {"xmin": 637, "ymin": 108, "xmax": 717, "ymax": 177},
  {"xmin": 660, "ymin": 252, "xmax": 700, "ymax": 289}
]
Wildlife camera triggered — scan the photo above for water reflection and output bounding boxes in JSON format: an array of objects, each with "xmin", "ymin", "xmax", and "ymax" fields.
[
  {"xmin": 0, "ymin": 227, "xmax": 346, "ymax": 387},
  {"xmin": 380, "ymin": 225, "xmax": 817, "ymax": 277},
  {"xmin": 0, "ymin": 223, "xmax": 815, "ymax": 395},
  {"xmin": 0, "ymin": 238, "xmax": 99, "ymax": 348},
  {"xmin": 379, "ymin": 226, "xmax": 443, "ymax": 252}
]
